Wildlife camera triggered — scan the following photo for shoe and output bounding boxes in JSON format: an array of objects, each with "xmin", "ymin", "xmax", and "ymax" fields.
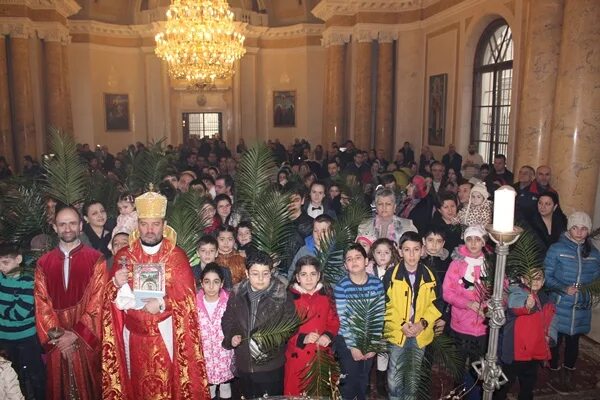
[
  {"xmin": 563, "ymin": 367, "xmax": 576, "ymax": 392},
  {"xmin": 548, "ymin": 368, "xmax": 570, "ymax": 394},
  {"xmin": 376, "ymin": 370, "xmax": 388, "ymax": 397}
]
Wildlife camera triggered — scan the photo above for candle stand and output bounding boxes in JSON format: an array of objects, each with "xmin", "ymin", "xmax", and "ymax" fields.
[{"xmin": 472, "ymin": 224, "xmax": 523, "ymax": 400}]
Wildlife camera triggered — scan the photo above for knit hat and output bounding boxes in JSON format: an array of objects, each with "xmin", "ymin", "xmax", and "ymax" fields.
[
  {"xmin": 356, "ymin": 235, "xmax": 374, "ymax": 247},
  {"xmin": 567, "ymin": 211, "xmax": 592, "ymax": 231},
  {"xmin": 464, "ymin": 225, "xmax": 487, "ymax": 241},
  {"xmin": 470, "ymin": 182, "xmax": 489, "ymax": 200},
  {"xmin": 411, "ymin": 175, "xmax": 428, "ymax": 199}
]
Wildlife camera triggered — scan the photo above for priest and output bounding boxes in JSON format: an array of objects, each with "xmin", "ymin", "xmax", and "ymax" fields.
[
  {"xmin": 101, "ymin": 189, "xmax": 210, "ymax": 399},
  {"xmin": 35, "ymin": 204, "xmax": 107, "ymax": 400}
]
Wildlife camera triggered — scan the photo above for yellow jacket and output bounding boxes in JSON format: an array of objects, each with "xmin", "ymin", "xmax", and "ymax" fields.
[{"xmin": 383, "ymin": 262, "xmax": 441, "ymax": 348}]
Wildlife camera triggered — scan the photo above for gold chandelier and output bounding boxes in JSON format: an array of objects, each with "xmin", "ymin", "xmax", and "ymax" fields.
[{"xmin": 155, "ymin": 0, "xmax": 246, "ymax": 84}]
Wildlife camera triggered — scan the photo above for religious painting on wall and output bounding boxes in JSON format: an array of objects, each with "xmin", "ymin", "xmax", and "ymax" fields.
[
  {"xmin": 427, "ymin": 74, "xmax": 447, "ymax": 147},
  {"xmin": 273, "ymin": 90, "xmax": 296, "ymax": 127},
  {"xmin": 104, "ymin": 93, "xmax": 130, "ymax": 131}
]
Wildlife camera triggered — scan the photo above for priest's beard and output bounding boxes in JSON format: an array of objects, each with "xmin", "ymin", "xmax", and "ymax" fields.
[{"xmin": 141, "ymin": 237, "xmax": 163, "ymax": 247}]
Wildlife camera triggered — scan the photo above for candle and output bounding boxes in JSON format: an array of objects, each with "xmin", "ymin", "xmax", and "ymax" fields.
[{"xmin": 493, "ymin": 185, "xmax": 516, "ymax": 232}]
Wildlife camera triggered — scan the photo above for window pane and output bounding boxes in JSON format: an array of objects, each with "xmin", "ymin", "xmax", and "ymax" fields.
[{"xmin": 187, "ymin": 112, "xmax": 222, "ymax": 139}]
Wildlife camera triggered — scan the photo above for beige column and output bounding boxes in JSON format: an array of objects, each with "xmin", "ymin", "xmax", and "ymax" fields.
[
  {"xmin": 514, "ymin": 0, "xmax": 564, "ymax": 168},
  {"xmin": 0, "ymin": 36, "xmax": 13, "ymax": 167},
  {"xmin": 353, "ymin": 31, "xmax": 375, "ymax": 151},
  {"xmin": 374, "ymin": 32, "xmax": 396, "ymax": 160},
  {"xmin": 10, "ymin": 35, "xmax": 37, "ymax": 170},
  {"xmin": 44, "ymin": 40, "xmax": 67, "ymax": 135},
  {"xmin": 548, "ymin": 0, "xmax": 600, "ymax": 215},
  {"xmin": 322, "ymin": 31, "xmax": 349, "ymax": 150},
  {"xmin": 62, "ymin": 42, "xmax": 73, "ymax": 134}
]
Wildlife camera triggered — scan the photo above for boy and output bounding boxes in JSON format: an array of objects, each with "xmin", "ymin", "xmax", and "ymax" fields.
[
  {"xmin": 383, "ymin": 232, "xmax": 441, "ymax": 400},
  {"xmin": 421, "ymin": 227, "xmax": 451, "ymax": 333},
  {"xmin": 194, "ymin": 235, "xmax": 233, "ymax": 290},
  {"xmin": 302, "ymin": 181, "xmax": 337, "ymax": 220},
  {"xmin": 0, "ymin": 243, "xmax": 45, "ymax": 399},
  {"xmin": 221, "ymin": 251, "xmax": 296, "ymax": 398},
  {"xmin": 287, "ymin": 214, "xmax": 333, "ymax": 280},
  {"xmin": 497, "ymin": 268, "xmax": 556, "ymax": 400},
  {"xmin": 236, "ymin": 221, "xmax": 256, "ymax": 259}
]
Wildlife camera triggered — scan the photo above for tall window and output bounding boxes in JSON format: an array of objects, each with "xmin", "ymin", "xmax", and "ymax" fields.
[
  {"xmin": 182, "ymin": 112, "xmax": 222, "ymax": 142},
  {"xmin": 471, "ymin": 20, "xmax": 513, "ymax": 164}
]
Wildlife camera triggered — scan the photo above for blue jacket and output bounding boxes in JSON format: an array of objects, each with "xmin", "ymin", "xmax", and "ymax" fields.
[{"xmin": 543, "ymin": 233, "xmax": 600, "ymax": 335}]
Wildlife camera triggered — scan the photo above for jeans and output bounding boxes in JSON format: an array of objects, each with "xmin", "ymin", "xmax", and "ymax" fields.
[
  {"xmin": 494, "ymin": 361, "xmax": 540, "ymax": 400},
  {"xmin": 334, "ymin": 336, "xmax": 374, "ymax": 400},
  {"xmin": 387, "ymin": 338, "xmax": 425, "ymax": 400},
  {"xmin": 550, "ymin": 333, "xmax": 580, "ymax": 369}
]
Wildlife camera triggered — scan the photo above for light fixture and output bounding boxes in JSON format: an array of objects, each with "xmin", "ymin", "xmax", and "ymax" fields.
[{"xmin": 155, "ymin": 0, "xmax": 246, "ymax": 85}]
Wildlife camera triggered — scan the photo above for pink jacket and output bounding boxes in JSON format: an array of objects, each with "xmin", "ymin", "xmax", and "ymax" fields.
[
  {"xmin": 443, "ymin": 245, "xmax": 488, "ymax": 337},
  {"xmin": 197, "ymin": 289, "xmax": 234, "ymax": 384}
]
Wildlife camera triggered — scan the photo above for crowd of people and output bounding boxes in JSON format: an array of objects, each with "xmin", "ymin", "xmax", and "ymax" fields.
[{"xmin": 0, "ymin": 135, "xmax": 599, "ymax": 400}]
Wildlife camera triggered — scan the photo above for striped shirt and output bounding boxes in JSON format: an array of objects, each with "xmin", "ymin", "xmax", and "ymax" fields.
[
  {"xmin": 0, "ymin": 273, "xmax": 36, "ymax": 340},
  {"xmin": 334, "ymin": 274, "xmax": 385, "ymax": 348}
]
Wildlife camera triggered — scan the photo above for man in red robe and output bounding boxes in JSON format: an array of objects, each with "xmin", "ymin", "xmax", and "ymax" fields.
[
  {"xmin": 35, "ymin": 204, "xmax": 107, "ymax": 400},
  {"xmin": 102, "ymin": 190, "xmax": 210, "ymax": 400}
]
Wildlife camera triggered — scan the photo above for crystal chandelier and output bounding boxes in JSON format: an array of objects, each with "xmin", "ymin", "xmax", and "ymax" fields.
[{"xmin": 155, "ymin": 0, "xmax": 246, "ymax": 84}]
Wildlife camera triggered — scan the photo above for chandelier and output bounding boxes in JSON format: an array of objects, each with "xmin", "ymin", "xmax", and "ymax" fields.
[{"xmin": 155, "ymin": 0, "xmax": 246, "ymax": 84}]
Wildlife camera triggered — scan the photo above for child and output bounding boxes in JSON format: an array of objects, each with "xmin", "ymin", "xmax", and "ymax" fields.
[
  {"xmin": 284, "ymin": 256, "xmax": 340, "ymax": 395},
  {"xmin": 443, "ymin": 225, "xmax": 489, "ymax": 399},
  {"xmin": 236, "ymin": 221, "xmax": 256, "ymax": 259},
  {"xmin": 221, "ymin": 251, "xmax": 296, "ymax": 398},
  {"xmin": 366, "ymin": 238, "xmax": 400, "ymax": 396},
  {"xmin": 496, "ymin": 268, "xmax": 556, "ymax": 400},
  {"xmin": 0, "ymin": 244, "xmax": 45, "ymax": 400},
  {"xmin": 383, "ymin": 232, "xmax": 441, "ymax": 400},
  {"xmin": 457, "ymin": 182, "xmax": 492, "ymax": 227},
  {"xmin": 334, "ymin": 244, "xmax": 385, "ymax": 400},
  {"xmin": 197, "ymin": 264, "xmax": 234, "ymax": 400},
  {"xmin": 115, "ymin": 193, "xmax": 138, "ymax": 234},
  {"xmin": 0, "ymin": 350, "xmax": 24, "ymax": 400},
  {"xmin": 421, "ymin": 227, "xmax": 452, "ymax": 333},
  {"xmin": 194, "ymin": 235, "xmax": 233, "ymax": 290},
  {"xmin": 215, "ymin": 225, "xmax": 246, "ymax": 285}
]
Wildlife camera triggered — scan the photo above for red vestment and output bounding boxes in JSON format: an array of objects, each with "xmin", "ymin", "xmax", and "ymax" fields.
[
  {"xmin": 34, "ymin": 243, "xmax": 106, "ymax": 400},
  {"xmin": 101, "ymin": 238, "xmax": 210, "ymax": 400}
]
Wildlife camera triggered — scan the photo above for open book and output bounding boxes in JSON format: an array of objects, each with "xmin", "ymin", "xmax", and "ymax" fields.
[{"xmin": 133, "ymin": 263, "xmax": 166, "ymax": 309}]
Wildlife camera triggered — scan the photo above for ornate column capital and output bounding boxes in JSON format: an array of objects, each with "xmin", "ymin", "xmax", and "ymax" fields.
[
  {"xmin": 378, "ymin": 30, "xmax": 398, "ymax": 43},
  {"xmin": 322, "ymin": 28, "xmax": 351, "ymax": 47},
  {"xmin": 37, "ymin": 25, "xmax": 71, "ymax": 44},
  {"xmin": 353, "ymin": 28, "xmax": 378, "ymax": 43},
  {"xmin": 0, "ymin": 21, "xmax": 35, "ymax": 39}
]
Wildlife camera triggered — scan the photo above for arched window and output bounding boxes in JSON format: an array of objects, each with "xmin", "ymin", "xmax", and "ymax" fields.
[{"xmin": 471, "ymin": 19, "xmax": 513, "ymax": 164}]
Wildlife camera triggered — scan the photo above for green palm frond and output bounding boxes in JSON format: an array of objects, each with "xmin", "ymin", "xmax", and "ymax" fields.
[
  {"xmin": 166, "ymin": 191, "xmax": 208, "ymax": 264},
  {"xmin": 235, "ymin": 143, "xmax": 278, "ymax": 217},
  {"xmin": 43, "ymin": 127, "xmax": 89, "ymax": 205},
  {"xmin": 249, "ymin": 310, "xmax": 301, "ymax": 363},
  {"xmin": 300, "ymin": 346, "xmax": 340, "ymax": 398},
  {"xmin": 250, "ymin": 188, "xmax": 293, "ymax": 263},
  {"xmin": 87, "ymin": 171, "xmax": 121, "ymax": 218},
  {"xmin": 589, "ymin": 226, "xmax": 600, "ymax": 240},
  {"xmin": 345, "ymin": 293, "xmax": 386, "ymax": 354},
  {"xmin": 125, "ymin": 139, "xmax": 171, "ymax": 194},
  {"xmin": 506, "ymin": 229, "xmax": 545, "ymax": 281},
  {"xmin": 0, "ymin": 185, "xmax": 51, "ymax": 245},
  {"xmin": 577, "ymin": 277, "xmax": 600, "ymax": 308}
]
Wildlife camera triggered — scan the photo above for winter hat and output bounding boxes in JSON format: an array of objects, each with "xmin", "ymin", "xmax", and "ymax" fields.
[
  {"xmin": 356, "ymin": 235, "xmax": 374, "ymax": 247},
  {"xmin": 464, "ymin": 225, "xmax": 487, "ymax": 241},
  {"xmin": 411, "ymin": 175, "xmax": 428, "ymax": 199},
  {"xmin": 470, "ymin": 182, "xmax": 489, "ymax": 200},
  {"xmin": 567, "ymin": 211, "xmax": 592, "ymax": 231}
]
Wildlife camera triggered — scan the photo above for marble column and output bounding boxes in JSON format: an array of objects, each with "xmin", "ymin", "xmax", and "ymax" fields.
[
  {"xmin": 548, "ymin": 0, "xmax": 600, "ymax": 215},
  {"xmin": 44, "ymin": 39, "xmax": 66, "ymax": 135},
  {"xmin": 353, "ymin": 31, "xmax": 375, "ymax": 151},
  {"xmin": 9, "ymin": 35, "xmax": 37, "ymax": 170},
  {"xmin": 0, "ymin": 36, "xmax": 14, "ymax": 167},
  {"xmin": 514, "ymin": 0, "xmax": 564, "ymax": 168},
  {"xmin": 322, "ymin": 31, "xmax": 348, "ymax": 150},
  {"xmin": 62, "ymin": 42, "xmax": 73, "ymax": 134},
  {"xmin": 374, "ymin": 32, "xmax": 396, "ymax": 160}
]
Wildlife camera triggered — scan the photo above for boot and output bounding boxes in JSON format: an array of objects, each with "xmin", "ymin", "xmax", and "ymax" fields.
[
  {"xmin": 376, "ymin": 370, "xmax": 388, "ymax": 397},
  {"xmin": 548, "ymin": 368, "xmax": 569, "ymax": 394},
  {"xmin": 563, "ymin": 367, "xmax": 576, "ymax": 392}
]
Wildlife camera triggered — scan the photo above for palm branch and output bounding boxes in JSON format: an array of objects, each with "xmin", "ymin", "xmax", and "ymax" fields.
[
  {"xmin": 249, "ymin": 310, "xmax": 301, "ymax": 364},
  {"xmin": 506, "ymin": 228, "xmax": 545, "ymax": 281},
  {"xmin": 300, "ymin": 346, "xmax": 340, "ymax": 398},
  {"xmin": 344, "ymin": 293, "xmax": 386, "ymax": 354},
  {"xmin": 124, "ymin": 139, "xmax": 171, "ymax": 195},
  {"xmin": 87, "ymin": 171, "xmax": 121, "ymax": 218},
  {"xmin": 579, "ymin": 277, "xmax": 600, "ymax": 308},
  {"xmin": 235, "ymin": 143, "xmax": 278, "ymax": 218},
  {"xmin": 166, "ymin": 191, "xmax": 208, "ymax": 264},
  {"xmin": 0, "ymin": 184, "xmax": 51, "ymax": 245},
  {"xmin": 42, "ymin": 127, "xmax": 89, "ymax": 206}
]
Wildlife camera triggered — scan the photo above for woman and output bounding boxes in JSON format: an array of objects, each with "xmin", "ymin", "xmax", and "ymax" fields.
[
  {"xmin": 214, "ymin": 194, "xmax": 240, "ymax": 227},
  {"xmin": 431, "ymin": 193, "xmax": 463, "ymax": 254},
  {"xmin": 81, "ymin": 200, "xmax": 115, "ymax": 259},
  {"xmin": 398, "ymin": 175, "xmax": 433, "ymax": 234},
  {"xmin": 544, "ymin": 211, "xmax": 600, "ymax": 392},
  {"xmin": 525, "ymin": 191, "xmax": 567, "ymax": 250}
]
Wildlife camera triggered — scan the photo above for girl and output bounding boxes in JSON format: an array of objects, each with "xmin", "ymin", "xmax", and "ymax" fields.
[
  {"xmin": 214, "ymin": 194, "xmax": 240, "ymax": 227},
  {"xmin": 284, "ymin": 256, "xmax": 340, "ymax": 395},
  {"xmin": 334, "ymin": 244, "xmax": 385, "ymax": 400},
  {"xmin": 544, "ymin": 211, "xmax": 600, "ymax": 392},
  {"xmin": 196, "ymin": 264, "xmax": 234, "ymax": 400},
  {"xmin": 366, "ymin": 238, "xmax": 400, "ymax": 396},
  {"xmin": 443, "ymin": 225, "xmax": 489, "ymax": 400},
  {"xmin": 116, "ymin": 193, "xmax": 138, "ymax": 234},
  {"xmin": 457, "ymin": 182, "xmax": 492, "ymax": 227},
  {"xmin": 215, "ymin": 225, "xmax": 247, "ymax": 285}
]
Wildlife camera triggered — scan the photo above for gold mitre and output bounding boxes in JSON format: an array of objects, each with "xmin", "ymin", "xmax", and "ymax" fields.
[{"xmin": 135, "ymin": 186, "xmax": 167, "ymax": 219}]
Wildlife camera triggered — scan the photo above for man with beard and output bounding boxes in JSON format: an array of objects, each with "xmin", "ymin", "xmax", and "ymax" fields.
[
  {"xmin": 461, "ymin": 143, "xmax": 484, "ymax": 179},
  {"xmin": 101, "ymin": 190, "xmax": 210, "ymax": 400},
  {"xmin": 34, "ymin": 205, "xmax": 107, "ymax": 400}
]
